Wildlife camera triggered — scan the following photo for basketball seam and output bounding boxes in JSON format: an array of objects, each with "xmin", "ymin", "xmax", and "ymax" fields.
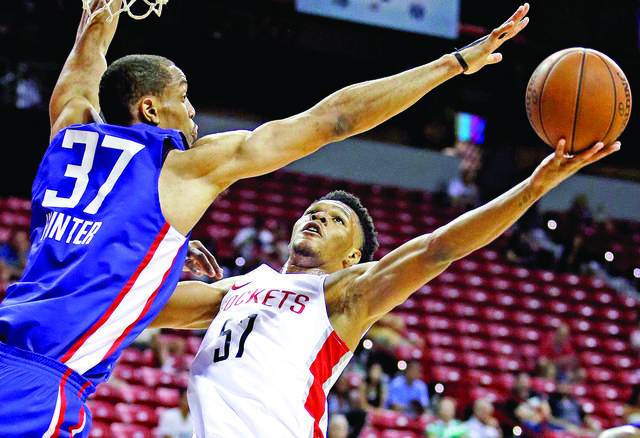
[
  {"xmin": 570, "ymin": 49, "xmax": 587, "ymax": 155},
  {"xmin": 593, "ymin": 52, "xmax": 617, "ymax": 144},
  {"xmin": 538, "ymin": 51, "xmax": 574, "ymax": 147}
]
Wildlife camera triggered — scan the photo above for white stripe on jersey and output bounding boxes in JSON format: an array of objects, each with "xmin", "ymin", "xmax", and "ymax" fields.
[{"xmin": 64, "ymin": 225, "xmax": 185, "ymax": 374}]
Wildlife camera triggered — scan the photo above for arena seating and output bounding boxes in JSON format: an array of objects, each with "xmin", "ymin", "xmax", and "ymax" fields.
[{"xmin": 1, "ymin": 170, "xmax": 639, "ymax": 437}]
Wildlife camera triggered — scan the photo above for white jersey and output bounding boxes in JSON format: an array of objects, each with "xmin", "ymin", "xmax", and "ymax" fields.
[{"xmin": 188, "ymin": 264, "xmax": 353, "ymax": 438}]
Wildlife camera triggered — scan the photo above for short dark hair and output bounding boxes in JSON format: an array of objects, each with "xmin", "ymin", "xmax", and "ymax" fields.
[
  {"xmin": 319, "ymin": 190, "xmax": 378, "ymax": 263},
  {"xmin": 99, "ymin": 54, "xmax": 175, "ymax": 125}
]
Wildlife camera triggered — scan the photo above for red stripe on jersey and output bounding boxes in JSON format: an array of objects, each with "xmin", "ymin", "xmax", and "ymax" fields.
[
  {"xmin": 304, "ymin": 331, "xmax": 350, "ymax": 438},
  {"xmin": 60, "ymin": 222, "xmax": 171, "ymax": 363},
  {"xmin": 51, "ymin": 369, "xmax": 73, "ymax": 438},
  {"xmin": 67, "ymin": 380, "xmax": 91, "ymax": 435},
  {"xmin": 68, "ymin": 407, "xmax": 85, "ymax": 436},
  {"xmin": 100, "ymin": 249, "xmax": 182, "ymax": 361}
]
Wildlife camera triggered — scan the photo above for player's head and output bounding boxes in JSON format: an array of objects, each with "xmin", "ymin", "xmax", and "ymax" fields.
[
  {"xmin": 288, "ymin": 190, "xmax": 378, "ymax": 272},
  {"xmin": 99, "ymin": 54, "xmax": 198, "ymax": 144}
]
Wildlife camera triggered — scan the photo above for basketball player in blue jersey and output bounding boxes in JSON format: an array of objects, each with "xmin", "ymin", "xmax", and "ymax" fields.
[
  {"xmin": 151, "ymin": 135, "xmax": 620, "ymax": 438},
  {"xmin": 0, "ymin": 0, "xmax": 534, "ymax": 435}
]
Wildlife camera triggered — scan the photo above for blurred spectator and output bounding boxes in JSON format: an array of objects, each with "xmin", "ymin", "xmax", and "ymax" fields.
[
  {"xmin": 328, "ymin": 414, "xmax": 349, "ymax": 438},
  {"xmin": 232, "ymin": 217, "xmax": 274, "ymax": 260},
  {"xmin": 537, "ymin": 323, "xmax": 583, "ymax": 382},
  {"xmin": 327, "ymin": 373, "xmax": 366, "ymax": 438},
  {"xmin": 154, "ymin": 333, "xmax": 188, "ymax": 373},
  {"xmin": 630, "ymin": 322, "xmax": 640, "ymax": 357},
  {"xmin": 329, "ymin": 373, "xmax": 354, "ymax": 416},
  {"xmin": 426, "ymin": 397, "xmax": 467, "ymax": 438},
  {"xmin": 447, "ymin": 167, "xmax": 480, "ymax": 211},
  {"xmin": 516, "ymin": 396, "xmax": 564, "ymax": 436},
  {"xmin": 130, "ymin": 327, "xmax": 160, "ymax": 351},
  {"xmin": 624, "ymin": 385, "xmax": 640, "ymax": 424},
  {"xmin": 367, "ymin": 313, "xmax": 424, "ymax": 375},
  {"xmin": 157, "ymin": 387, "xmax": 192, "ymax": 438},
  {"xmin": 548, "ymin": 380, "xmax": 601, "ymax": 436},
  {"xmin": 465, "ymin": 399, "xmax": 502, "ymax": 438},
  {"xmin": 386, "ymin": 360, "xmax": 429, "ymax": 417},
  {"xmin": 506, "ymin": 206, "xmax": 561, "ymax": 270},
  {"xmin": 502, "ymin": 373, "xmax": 542, "ymax": 430},
  {"xmin": 359, "ymin": 362, "xmax": 389, "ymax": 410},
  {"xmin": 556, "ymin": 195, "xmax": 593, "ymax": 273},
  {"xmin": 0, "ymin": 229, "xmax": 30, "ymax": 279}
]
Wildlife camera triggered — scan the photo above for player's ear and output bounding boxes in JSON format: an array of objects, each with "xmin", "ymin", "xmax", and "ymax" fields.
[
  {"xmin": 139, "ymin": 96, "xmax": 159, "ymax": 125},
  {"xmin": 343, "ymin": 249, "xmax": 361, "ymax": 268}
]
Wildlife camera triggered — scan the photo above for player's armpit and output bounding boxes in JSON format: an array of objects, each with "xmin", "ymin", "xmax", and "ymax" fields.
[
  {"xmin": 346, "ymin": 235, "xmax": 451, "ymax": 326},
  {"xmin": 149, "ymin": 278, "xmax": 235, "ymax": 330}
]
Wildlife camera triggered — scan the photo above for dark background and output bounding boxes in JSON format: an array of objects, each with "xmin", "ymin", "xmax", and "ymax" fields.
[{"xmin": 1, "ymin": 0, "xmax": 638, "ymax": 198}]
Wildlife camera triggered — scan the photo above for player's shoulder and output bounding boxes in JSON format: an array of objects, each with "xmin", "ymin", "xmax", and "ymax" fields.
[{"xmin": 324, "ymin": 262, "xmax": 376, "ymax": 294}]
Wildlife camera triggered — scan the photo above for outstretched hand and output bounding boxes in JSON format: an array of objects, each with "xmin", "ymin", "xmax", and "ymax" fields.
[
  {"xmin": 531, "ymin": 139, "xmax": 621, "ymax": 195},
  {"xmin": 184, "ymin": 240, "xmax": 224, "ymax": 279},
  {"xmin": 458, "ymin": 3, "xmax": 530, "ymax": 74}
]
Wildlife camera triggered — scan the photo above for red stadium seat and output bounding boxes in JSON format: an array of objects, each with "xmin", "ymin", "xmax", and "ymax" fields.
[
  {"xmin": 393, "ymin": 345, "xmax": 424, "ymax": 361},
  {"xmin": 462, "ymin": 351, "xmax": 492, "ymax": 369},
  {"xmin": 380, "ymin": 430, "xmax": 418, "ymax": 438},
  {"xmin": 87, "ymin": 400, "xmax": 118, "ymax": 422},
  {"xmin": 607, "ymin": 354, "xmax": 636, "ymax": 370},
  {"xmin": 586, "ymin": 367, "xmax": 615, "ymax": 383},
  {"xmin": 360, "ymin": 427, "xmax": 382, "ymax": 438},
  {"xmin": 568, "ymin": 318, "xmax": 594, "ymax": 333},
  {"xmin": 423, "ymin": 316, "xmax": 453, "ymax": 332},
  {"xmin": 451, "ymin": 302, "xmax": 479, "ymax": 318},
  {"xmin": 530, "ymin": 377, "xmax": 556, "ymax": 394},
  {"xmin": 457, "ymin": 336, "xmax": 488, "ymax": 352},
  {"xmin": 91, "ymin": 382, "xmax": 125, "ymax": 404},
  {"xmin": 424, "ymin": 332, "xmax": 455, "ymax": 348},
  {"xmin": 422, "ymin": 299, "xmax": 448, "ymax": 315},
  {"xmin": 593, "ymin": 384, "xmax": 625, "ymax": 401},
  {"xmin": 467, "ymin": 369, "xmax": 495, "ymax": 387},
  {"xmin": 494, "ymin": 374, "xmax": 516, "ymax": 392},
  {"xmin": 155, "ymin": 387, "xmax": 181, "ymax": 407},
  {"xmin": 110, "ymin": 423, "xmax": 153, "ymax": 438},
  {"xmin": 115, "ymin": 403, "xmax": 159, "ymax": 426},
  {"xmin": 429, "ymin": 366, "xmax": 463, "ymax": 383},
  {"xmin": 119, "ymin": 385, "xmax": 157, "ymax": 406},
  {"xmin": 88, "ymin": 421, "xmax": 111, "ymax": 438},
  {"xmin": 426, "ymin": 348, "xmax": 461, "ymax": 366},
  {"xmin": 454, "ymin": 320, "xmax": 482, "ymax": 336},
  {"xmin": 482, "ymin": 307, "xmax": 507, "ymax": 322},
  {"xmin": 579, "ymin": 351, "xmax": 606, "ymax": 367}
]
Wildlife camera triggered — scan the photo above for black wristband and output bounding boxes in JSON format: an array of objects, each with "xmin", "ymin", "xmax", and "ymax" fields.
[{"xmin": 453, "ymin": 52, "xmax": 468, "ymax": 72}]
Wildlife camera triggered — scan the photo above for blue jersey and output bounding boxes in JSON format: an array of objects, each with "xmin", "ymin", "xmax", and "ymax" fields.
[{"xmin": 0, "ymin": 123, "xmax": 190, "ymax": 385}]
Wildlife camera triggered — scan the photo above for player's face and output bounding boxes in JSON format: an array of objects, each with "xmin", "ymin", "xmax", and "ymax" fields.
[
  {"xmin": 289, "ymin": 200, "xmax": 363, "ymax": 269},
  {"xmin": 156, "ymin": 66, "xmax": 198, "ymax": 145}
]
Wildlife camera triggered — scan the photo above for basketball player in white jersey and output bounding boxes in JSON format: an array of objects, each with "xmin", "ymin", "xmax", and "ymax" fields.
[{"xmin": 151, "ymin": 136, "xmax": 620, "ymax": 438}]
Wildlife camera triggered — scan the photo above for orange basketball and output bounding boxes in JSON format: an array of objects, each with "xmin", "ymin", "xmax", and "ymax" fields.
[{"xmin": 525, "ymin": 48, "xmax": 632, "ymax": 154}]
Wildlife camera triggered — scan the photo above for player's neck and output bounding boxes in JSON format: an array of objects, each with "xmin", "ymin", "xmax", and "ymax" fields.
[{"xmin": 281, "ymin": 258, "xmax": 334, "ymax": 276}]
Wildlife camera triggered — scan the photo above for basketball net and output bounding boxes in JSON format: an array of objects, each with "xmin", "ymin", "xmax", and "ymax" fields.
[{"xmin": 82, "ymin": 0, "xmax": 168, "ymax": 22}]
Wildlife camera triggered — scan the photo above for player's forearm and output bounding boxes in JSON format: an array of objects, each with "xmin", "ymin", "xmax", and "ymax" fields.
[
  {"xmin": 316, "ymin": 54, "xmax": 463, "ymax": 141},
  {"xmin": 50, "ymin": 3, "xmax": 122, "ymax": 119},
  {"xmin": 428, "ymin": 176, "xmax": 545, "ymax": 263},
  {"xmin": 150, "ymin": 280, "xmax": 228, "ymax": 330}
]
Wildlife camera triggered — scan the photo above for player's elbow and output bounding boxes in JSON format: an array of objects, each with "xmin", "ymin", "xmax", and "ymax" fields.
[{"xmin": 418, "ymin": 233, "xmax": 456, "ymax": 267}]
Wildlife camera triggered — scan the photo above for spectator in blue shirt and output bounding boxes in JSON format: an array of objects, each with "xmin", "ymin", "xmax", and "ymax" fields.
[{"xmin": 386, "ymin": 360, "xmax": 430, "ymax": 416}]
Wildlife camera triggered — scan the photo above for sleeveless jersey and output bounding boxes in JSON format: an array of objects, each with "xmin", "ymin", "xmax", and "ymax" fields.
[
  {"xmin": 0, "ymin": 122, "xmax": 190, "ymax": 385},
  {"xmin": 188, "ymin": 264, "xmax": 353, "ymax": 438}
]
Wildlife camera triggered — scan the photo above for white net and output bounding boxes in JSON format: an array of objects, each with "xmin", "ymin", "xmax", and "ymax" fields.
[{"xmin": 82, "ymin": 0, "xmax": 168, "ymax": 22}]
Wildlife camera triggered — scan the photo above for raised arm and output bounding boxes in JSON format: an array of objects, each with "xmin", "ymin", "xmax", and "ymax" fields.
[
  {"xmin": 149, "ymin": 276, "xmax": 238, "ymax": 330},
  {"xmin": 49, "ymin": 0, "xmax": 123, "ymax": 139},
  {"xmin": 170, "ymin": 4, "xmax": 530, "ymax": 188},
  {"xmin": 332, "ymin": 139, "xmax": 620, "ymax": 343}
]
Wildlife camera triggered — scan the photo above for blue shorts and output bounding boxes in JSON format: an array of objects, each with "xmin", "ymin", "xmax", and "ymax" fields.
[{"xmin": 0, "ymin": 342, "xmax": 95, "ymax": 438}]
